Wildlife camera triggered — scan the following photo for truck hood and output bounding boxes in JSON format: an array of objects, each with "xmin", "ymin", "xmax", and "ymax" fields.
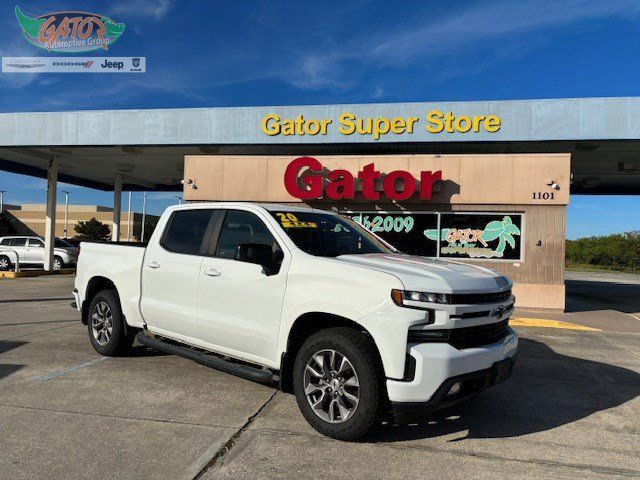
[{"xmin": 336, "ymin": 253, "xmax": 511, "ymax": 293}]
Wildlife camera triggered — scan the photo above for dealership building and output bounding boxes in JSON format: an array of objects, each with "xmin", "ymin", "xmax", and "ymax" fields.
[{"xmin": 1, "ymin": 96, "xmax": 639, "ymax": 311}]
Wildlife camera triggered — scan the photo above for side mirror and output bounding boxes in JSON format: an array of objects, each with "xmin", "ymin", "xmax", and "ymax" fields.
[
  {"xmin": 273, "ymin": 249, "xmax": 284, "ymax": 266},
  {"xmin": 235, "ymin": 243, "xmax": 274, "ymax": 266}
]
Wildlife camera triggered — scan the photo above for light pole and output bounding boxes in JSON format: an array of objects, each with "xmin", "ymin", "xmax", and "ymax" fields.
[
  {"xmin": 175, "ymin": 195, "xmax": 182, "ymax": 205},
  {"xmin": 62, "ymin": 190, "xmax": 71, "ymax": 238},
  {"xmin": 141, "ymin": 191, "xmax": 147, "ymax": 243},
  {"xmin": 0, "ymin": 190, "xmax": 6, "ymax": 214}
]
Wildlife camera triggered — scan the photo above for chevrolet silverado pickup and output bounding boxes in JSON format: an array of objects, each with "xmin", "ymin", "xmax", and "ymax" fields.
[{"xmin": 73, "ymin": 202, "xmax": 517, "ymax": 440}]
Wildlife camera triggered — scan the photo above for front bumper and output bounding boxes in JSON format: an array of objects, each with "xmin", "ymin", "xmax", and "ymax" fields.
[
  {"xmin": 390, "ymin": 353, "xmax": 517, "ymax": 423},
  {"xmin": 386, "ymin": 327, "xmax": 518, "ymax": 406}
]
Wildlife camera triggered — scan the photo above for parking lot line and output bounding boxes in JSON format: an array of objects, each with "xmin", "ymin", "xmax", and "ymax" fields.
[
  {"xmin": 34, "ymin": 356, "xmax": 108, "ymax": 383},
  {"xmin": 510, "ymin": 317, "xmax": 601, "ymax": 331}
]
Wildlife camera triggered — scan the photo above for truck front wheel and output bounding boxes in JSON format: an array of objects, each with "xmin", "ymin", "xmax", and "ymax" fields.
[
  {"xmin": 86, "ymin": 289, "xmax": 135, "ymax": 356},
  {"xmin": 293, "ymin": 327, "xmax": 382, "ymax": 441}
]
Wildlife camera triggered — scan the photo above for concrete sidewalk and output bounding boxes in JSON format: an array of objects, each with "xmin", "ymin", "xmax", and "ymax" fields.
[{"xmin": 516, "ymin": 270, "xmax": 640, "ymax": 333}]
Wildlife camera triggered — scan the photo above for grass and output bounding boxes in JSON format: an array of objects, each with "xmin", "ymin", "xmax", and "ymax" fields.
[{"xmin": 565, "ymin": 263, "xmax": 640, "ymax": 275}]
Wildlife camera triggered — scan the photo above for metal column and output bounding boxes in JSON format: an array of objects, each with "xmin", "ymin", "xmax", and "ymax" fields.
[
  {"xmin": 112, "ymin": 173, "xmax": 122, "ymax": 242},
  {"xmin": 44, "ymin": 156, "xmax": 58, "ymax": 271},
  {"xmin": 141, "ymin": 191, "xmax": 147, "ymax": 243},
  {"xmin": 126, "ymin": 191, "xmax": 132, "ymax": 241}
]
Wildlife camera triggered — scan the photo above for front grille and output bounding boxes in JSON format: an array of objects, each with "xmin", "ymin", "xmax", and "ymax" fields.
[
  {"xmin": 446, "ymin": 289, "xmax": 511, "ymax": 305},
  {"xmin": 448, "ymin": 319, "xmax": 510, "ymax": 349},
  {"xmin": 408, "ymin": 319, "xmax": 510, "ymax": 349}
]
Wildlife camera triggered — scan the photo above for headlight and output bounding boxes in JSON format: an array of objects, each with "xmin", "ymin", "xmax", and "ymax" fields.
[{"xmin": 391, "ymin": 289, "xmax": 449, "ymax": 308}]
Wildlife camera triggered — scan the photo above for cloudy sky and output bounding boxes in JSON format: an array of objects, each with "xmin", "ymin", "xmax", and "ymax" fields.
[{"xmin": 1, "ymin": 0, "xmax": 639, "ymax": 237}]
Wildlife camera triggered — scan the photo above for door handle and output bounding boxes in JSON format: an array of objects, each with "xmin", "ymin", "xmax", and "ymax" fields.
[
  {"xmin": 147, "ymin": 261, "xmax": 161, "ymax": 269},
  {"xmin": 203, "ymin": 267, "xmax": 221, "ymax": 277}
]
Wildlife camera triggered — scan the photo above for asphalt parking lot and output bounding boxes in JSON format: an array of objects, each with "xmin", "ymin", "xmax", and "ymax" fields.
[{"xmin": 1, "ymin": 275, "xmax": 639, "ymax": 479}]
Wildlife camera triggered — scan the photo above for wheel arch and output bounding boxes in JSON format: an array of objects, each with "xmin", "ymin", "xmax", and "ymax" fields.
[
  {"xmin": 279, "ymin": 312, "xmax": 385, "ymax": 394},
  {"xmin": 81, "ymin": 276, "xmax": 119, "ymax": 325}
]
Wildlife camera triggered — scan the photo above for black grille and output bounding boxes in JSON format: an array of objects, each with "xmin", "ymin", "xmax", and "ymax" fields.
[
  {"xmin": 408, "ymin": 319, "xmax": 510, "ymax": 349},
  {"xmin": 446, "ymin": 289, "xmax": 511, "ymax": 305},
  {"xmin": 448, "ymin": 319, "xmax": 510, "ymax": 349}
]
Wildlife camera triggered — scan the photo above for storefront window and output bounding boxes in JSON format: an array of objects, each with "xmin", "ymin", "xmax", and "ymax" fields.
[
  {"xmin": 437, "ymin": 213, "xmax": 523, "ymax": 260},
  {"xmin": 347, "ymin": 211, "xmax": 524, "ymax": 261},
  {"xmin": 347, "ymin": 212, "xmax": 437, "ymax": 256}
]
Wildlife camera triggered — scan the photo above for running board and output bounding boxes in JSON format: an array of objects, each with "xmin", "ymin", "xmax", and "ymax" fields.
[{"xmin": 135, "ymin": 332, "xmax": 275, "ymax": 385}]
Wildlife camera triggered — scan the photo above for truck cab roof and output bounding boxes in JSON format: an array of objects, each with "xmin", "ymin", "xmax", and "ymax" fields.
[{"xmin": 164, "ymin": 202, "xmax": 333, "ymax": 215}]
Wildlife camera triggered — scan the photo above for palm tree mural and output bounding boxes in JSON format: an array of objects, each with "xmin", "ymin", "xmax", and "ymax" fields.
[
  {"xmin": 481, "ymin": 216, "xmax": 521, "ymax": 255},
  {"xmin": 424, "ymin": 216, "xmax": 521, "ymax": 257}
]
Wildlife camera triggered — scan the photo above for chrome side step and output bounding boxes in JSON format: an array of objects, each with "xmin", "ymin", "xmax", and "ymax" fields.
[{"xmin": 135, "ymin": 332, "xmax": 275, "ymax": 385}]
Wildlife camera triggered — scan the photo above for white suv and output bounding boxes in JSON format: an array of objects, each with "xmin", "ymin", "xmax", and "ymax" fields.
[{"xmin": 0, "ymin": 236, "xmax": 79, "ymax": 270}]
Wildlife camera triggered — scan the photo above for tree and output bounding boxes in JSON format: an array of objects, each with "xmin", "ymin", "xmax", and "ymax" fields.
[
  {"xmin": 0, "ymin": 212, "xmax": 18, "ymax": 236},
  {"xmin": 74, "ymin": 217, "xmax": 111, "ymax": 241},
  {"xmin": 566, "ymin": 231, "xmax": 640, "ymax": 273}
]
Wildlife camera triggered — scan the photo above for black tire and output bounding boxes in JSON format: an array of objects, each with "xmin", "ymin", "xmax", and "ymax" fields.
[
  {"xmin": 86, "ymin": 289, "xmax": 135, "ymax": 356},
  {"xmin": 0, "ymin": 255, "xmax": 11, "ymax": 271},
  {"xmin": 293, "ymin": 327, "xmax": 383, "ymax": 441},
  {"xmin": 52, "ymin": 255, "xmax": 64, "ymax": 270}
]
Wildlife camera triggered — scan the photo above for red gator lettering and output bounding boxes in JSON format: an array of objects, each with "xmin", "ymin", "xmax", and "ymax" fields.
[{"xmin": 284, "ymin": 156, "xmax": 442, "ymax": 201}]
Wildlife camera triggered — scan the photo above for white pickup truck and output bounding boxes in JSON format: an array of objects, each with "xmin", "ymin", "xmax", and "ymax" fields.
[{"xmin": 73, "ymin": 202, "xmax": 517, "ymax": 440}]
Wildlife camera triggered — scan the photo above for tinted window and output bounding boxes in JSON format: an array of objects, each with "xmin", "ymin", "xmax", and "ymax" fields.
[
  {"xmin": 10, "ymin": 238, "xmax": 27, "ymax": 247},
  {"xmin": 29, "ymin": 239, "xmax": 44, "ymax": 247},
  {"xmin": 269, "ymin": 211, "xmax": 394, "ymax": 257},
  {"xmin": 54, "ymin": 238, "xmax": 73, "ymax": 247},
  {"xmin": 162, "ymin": 209, "xmax": 215, "ymax": 255},
  {"xmin": 0, "ymin": 238, "xmax": 11, "ymax": 245},
  {"xmin": 216, "ymin": 210, "xmax": 280, "ymax": 259}
]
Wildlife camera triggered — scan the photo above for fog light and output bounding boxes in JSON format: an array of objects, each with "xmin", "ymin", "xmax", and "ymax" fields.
[{"xmin": 447, "ymin": 381, "xmax": 462, "ymax": 396}]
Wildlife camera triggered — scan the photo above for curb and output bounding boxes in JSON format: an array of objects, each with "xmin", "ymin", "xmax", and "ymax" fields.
[{"xmin": 0, "ymin": 269, "xmax": 75, "ymax": 279}]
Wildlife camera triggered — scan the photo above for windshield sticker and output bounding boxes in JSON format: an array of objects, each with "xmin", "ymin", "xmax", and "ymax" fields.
[
  {"xmin": 275, "ymin": 212, "xmax": 317, "ymax": 228},
  {"xmin": 332, "ymin": 224, "xmax": 350, "ymax": 233}
]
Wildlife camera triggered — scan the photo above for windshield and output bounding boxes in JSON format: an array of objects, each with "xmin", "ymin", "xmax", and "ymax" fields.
[{"xmin": 270, "ymin": 211, "xmax": 395, "ymax": 257}]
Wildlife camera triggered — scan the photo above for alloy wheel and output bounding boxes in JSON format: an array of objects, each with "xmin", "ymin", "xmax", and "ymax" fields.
[
  {"xmin": 303, "ymin": 349, "xmax": 360, "ymax": 423},
  {"xmin": 91, "ymin": 301, "xmax": 113, "ymax": 346}
]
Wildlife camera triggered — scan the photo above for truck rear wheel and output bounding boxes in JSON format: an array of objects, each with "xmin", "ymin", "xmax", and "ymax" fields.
[
  {"xmin": 87, "ymin": 289, "xmax": 135, "ymax": 356},
  {"xmin": 293, "ymin": 327, "xmax": 382, "ymax": 441}
]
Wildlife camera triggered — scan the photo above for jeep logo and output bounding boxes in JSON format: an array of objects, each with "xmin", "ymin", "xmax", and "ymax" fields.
[{"xmin": 100, "ymin": 60, "xmax": 124, "ymax": 70}]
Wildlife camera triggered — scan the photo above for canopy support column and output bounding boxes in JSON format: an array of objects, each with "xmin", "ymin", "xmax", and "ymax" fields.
[
  {"xmin": 112, "ymin": 173, "xmax": 122, "ymax": 242},
  {"xmin": 44, "ymin": 156, "xmax": 58, "ymax": 271}
]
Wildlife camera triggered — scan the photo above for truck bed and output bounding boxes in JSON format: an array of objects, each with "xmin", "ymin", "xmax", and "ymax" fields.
[{"xmin": 74, "ymin": 242, "xmax": 147, "ymax": 328}]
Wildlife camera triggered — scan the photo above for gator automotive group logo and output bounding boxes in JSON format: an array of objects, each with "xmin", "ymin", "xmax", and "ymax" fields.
[{"xmin": 15, "ymin": 5, "xmax": 125, "ymax": 53}]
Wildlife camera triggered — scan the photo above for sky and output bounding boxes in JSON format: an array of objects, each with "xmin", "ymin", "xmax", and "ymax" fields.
[{"xmin": 0, "ymin": 0, "xmax": 639, "ymax": 238}]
